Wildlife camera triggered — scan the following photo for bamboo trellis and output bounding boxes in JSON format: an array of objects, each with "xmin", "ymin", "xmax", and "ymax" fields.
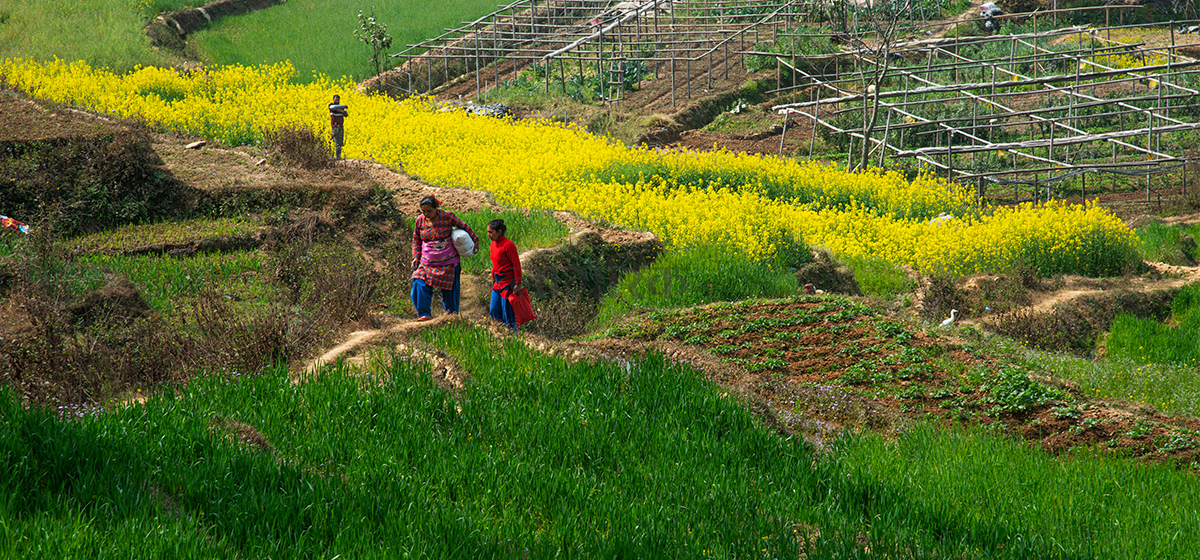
[
  {"xmin": 390, "ymin": 0, "xmax": 818, "ymax": 107},
  {"xmin": 770, "ymin": 8, "xmax": 1200, "ymax": 207}
]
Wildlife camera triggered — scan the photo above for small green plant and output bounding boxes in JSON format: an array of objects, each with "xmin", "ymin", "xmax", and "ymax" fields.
[
  {"xmin": 980, "ymin": 366, "xmax": 1064, "ymax": 414},
  {"xmin": 896, "ymin": 385, "xmax": 929, "ymax": 399},
  {"xmin": 1125, "ymin": 420, "xmax": 1155, "ymax": 439},
  {"xmin": 1050, "ymin": 405, "xmax": 1081, "ymax": 420},
  {"xmin": 746, "ymin": 358, "xmax": 787, "ymax": 372},
  {"xmin": 1159, "ymin": 432, "xmax": 1198, "ymax": 453}
]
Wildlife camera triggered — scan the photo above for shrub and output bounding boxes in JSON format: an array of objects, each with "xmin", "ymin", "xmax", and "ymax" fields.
[
  {"xmin": 0, "ymin": 130, "xmax": 186, "ymax": 236},
  {"xmin": 179, "ymin": 287, "xmax": 298, "ymax": 374},
  {"xmin": 795, "ymin": 250, "xmax": 862, "ymax": 296},
  {"xmin": 522, "ymin": 230, "xmax": 662, "ymax": 302},
  {"xmin": 841, "ymin": 253, "xmax": 914, "ymax": 300},
  {"xmin": 262, "ymin": 124, "xmax": 332, "ymax": 170},
  {"xmin": 999, "ymin": 0, "xmax": 1045, "ymax": 14},
  {"xmin": 984, "ymin": 289, "xmax": 1176, "ymax": 354},
  {"xmin": 922, "ymin": 275, "xmax": 968, "ymax": 322},
  {"xmin": 0, "ymin": 226, "xmax": 187, "ymax": 404}
]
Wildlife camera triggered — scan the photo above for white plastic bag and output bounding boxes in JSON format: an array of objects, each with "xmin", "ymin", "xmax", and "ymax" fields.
[{"xmin": 451, "ymin": 228, "xmax": 476, "ymax": 257}]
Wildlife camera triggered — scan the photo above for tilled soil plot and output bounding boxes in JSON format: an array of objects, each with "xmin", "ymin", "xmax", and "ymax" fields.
[{"xmin": 598, "ymin": 294, "xmax": 1200, "ymax": 466}]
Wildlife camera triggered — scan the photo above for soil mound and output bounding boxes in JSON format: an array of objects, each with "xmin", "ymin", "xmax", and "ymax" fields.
[
  {"xmin": 795, "ymin": 250, "xmax": 863, "ymax": 296},
  {"xmin": 66, "ymin": 276, "xmax": 153, "ymax": 328}
]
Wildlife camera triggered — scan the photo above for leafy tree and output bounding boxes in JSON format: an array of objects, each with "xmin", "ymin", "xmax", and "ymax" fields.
[{"xmin": 354, "ymin": 8, "xmax": 393, "ymax": 77}]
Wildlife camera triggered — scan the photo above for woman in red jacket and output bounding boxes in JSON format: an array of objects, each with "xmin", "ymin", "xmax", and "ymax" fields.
[{"xmin": 487, "ymin": 219, "xmax": 522, "ymax": 330}]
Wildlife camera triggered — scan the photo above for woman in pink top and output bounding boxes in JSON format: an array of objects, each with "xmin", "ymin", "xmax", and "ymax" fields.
[
  {"xmin": 410, "ymin": 196, "xmax": 478, "ymax": 321},
  {"xmin": 487, "ymin": 219, "xmax": 522, "ymax": 330}
]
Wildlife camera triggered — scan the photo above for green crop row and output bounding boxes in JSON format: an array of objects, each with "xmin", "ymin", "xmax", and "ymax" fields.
[
  {"xmin": 0, "ymin": 0, "xmax": 500, "ymax": 82},
  {"xmin": 73, "ymin": 251, "xmax": 268, "ymax": 313},
  {"xmin": 4, "ymin": 323, "xmax": 1199, "ymax": 558},
  {"xmin": 593, "ymin": 244, "xmax": 799, "ymax": 328},
  {"xmin": 191, "ymin": 0, "xmax": 502, "ymax": 82}
]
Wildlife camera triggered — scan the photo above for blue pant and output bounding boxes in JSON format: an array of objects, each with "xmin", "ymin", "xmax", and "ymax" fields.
[
  {"xmin": 411, "ymin": 265, "xmax": 461, "ymax": 318},
  {"xmin": 490, "ymin": 288, "xmax": 517, "ymax": 331}
]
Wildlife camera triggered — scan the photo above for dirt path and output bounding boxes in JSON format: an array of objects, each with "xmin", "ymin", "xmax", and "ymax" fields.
[
  {"xmin": 296, "ymin": 162, "xmax": 660, "ymax": 382},
  {"xmin": 297, "ymin": 235, "xmax": 595, "ymax": 381},
  {"xmin": 1026, "ymin": 262, "xmax": 1200, "ymax": 314},
  {"xmin": 927, "ymin": 0, "xmax": 984, "ymax": 39}
]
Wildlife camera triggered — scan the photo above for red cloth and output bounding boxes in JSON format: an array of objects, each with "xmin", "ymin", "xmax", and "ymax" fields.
[
  {"xmin": 1, "ymin": 215, "xmax": 28, "ymax": 234},
  {"xmin": 489, "ymin": 237, "xmax": 522, "ymax": 291},
  {"xmin": 504, "ymin": 289, "xmax": 537, "ymax": 327},
  {"xmin": 411, "ymin": 210, "xmax": 478, "ymax": 290}
]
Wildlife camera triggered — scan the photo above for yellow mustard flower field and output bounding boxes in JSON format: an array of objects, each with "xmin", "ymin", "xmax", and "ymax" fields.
[{"xmin": 2, "ymin": 58, "xmax": 1140, "ymax": 276}]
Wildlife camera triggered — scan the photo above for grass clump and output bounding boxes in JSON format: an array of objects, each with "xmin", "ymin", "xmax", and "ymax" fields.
[
  {"xmin": 1104, "ymin": 283, "xmax": 1200, "ymax": 368},
  {"xmin": 594, "ymin": 244, "xmax": 797, "ymax": 326},
  {"xmin": 455, "ymin": 208, "xmax": 570, "ymax": 276},
  {"xmin": 75, "ymin": 251, "xmax": 268, "ymax": 313},
  {"xmin": 1134, "ymin": 221, "xmax": 1200, "ymax": 265},
  {"xmin": 64, "ymin": 217, "xmax": 264, "ymax": 254},
  {"xmin": 827, "ymin": 423, "xmax": 1200, "ymax": 558}
]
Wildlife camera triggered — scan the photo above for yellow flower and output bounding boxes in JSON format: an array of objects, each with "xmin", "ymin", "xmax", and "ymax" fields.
[{"xmin": 0, "ymin": 58, "xmax": 1139, "ymax": 277}]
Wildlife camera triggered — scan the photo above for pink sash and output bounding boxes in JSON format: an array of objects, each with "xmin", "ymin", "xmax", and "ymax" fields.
[{"xmin": 421, "ymin": 238, "xmax": 459, "ymax": 267}]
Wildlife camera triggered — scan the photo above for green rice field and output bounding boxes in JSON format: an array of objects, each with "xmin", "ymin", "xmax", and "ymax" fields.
[
  {"xmin": 191, "ymin": 0, "xmax": 503, "ymax": 82},
  {"xmin": 4, "ymin": 323, "xmax": 1199, "ymax": 558},
  {"xmin": 0, "ymin": 0, "xmax": 500, "ymax": 81}
]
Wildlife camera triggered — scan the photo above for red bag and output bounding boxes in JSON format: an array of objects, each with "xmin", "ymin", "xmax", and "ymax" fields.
[{"xmin": 504, "ymin": 288, "xmax": 537, "ymax": 327}]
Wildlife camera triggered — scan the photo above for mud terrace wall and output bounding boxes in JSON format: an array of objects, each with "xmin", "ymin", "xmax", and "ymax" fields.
[
  {"xmin": 145, "ymin": 0, "xmax": 284, "ymax": 49},
  {"xmin": 522, "ymin": 230, "xmax": 663, "ymax": 301}
]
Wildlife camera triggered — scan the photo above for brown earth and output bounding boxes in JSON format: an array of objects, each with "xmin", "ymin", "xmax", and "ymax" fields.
[
  {"xmin": 0, "ymin": 94, "xmax": 121, "ymax": 141},
  {"xmin": 587, "ymin": 296, "xmax": 1200, "ymax": 465}
]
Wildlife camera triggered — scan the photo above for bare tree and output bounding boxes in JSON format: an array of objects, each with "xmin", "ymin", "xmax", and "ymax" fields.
[
  {"xmin": 848, "ymin": 0, "xmax": 909, "ymax": 172},
  {"xmin": 354, "ymin": 8, "xmax": 394, "ymax": 78}
]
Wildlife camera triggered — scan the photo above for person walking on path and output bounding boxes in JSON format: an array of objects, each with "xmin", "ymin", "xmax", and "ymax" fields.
[
  {"xmin": 329, "ymin": 94, "xmax": 348, "ymax": 159},
  {"xmin": 411, "ymin": 196, "xmax": 478, "ymax": 321},
  {"xmin": 487, "ymin": 219, "xmax": 523, "ymax": 331}
]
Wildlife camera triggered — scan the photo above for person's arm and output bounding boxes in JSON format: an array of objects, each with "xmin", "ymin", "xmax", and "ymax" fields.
[
  {"xmin": 506, "ymin": 240, "xmax": 523, "ymax": 292},
  {"xmin": 412, "ymin": 219, "xmax": 422, "ymax": 267},
  {"xmin": 448, "ymin": 213, "xmax": 481, "ymax": 253}
]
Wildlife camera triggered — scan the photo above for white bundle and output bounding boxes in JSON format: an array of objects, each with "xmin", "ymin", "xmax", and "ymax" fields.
[{"xmin": 451, "ymin": 228, "xmax": 476, "ymax": 257}]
